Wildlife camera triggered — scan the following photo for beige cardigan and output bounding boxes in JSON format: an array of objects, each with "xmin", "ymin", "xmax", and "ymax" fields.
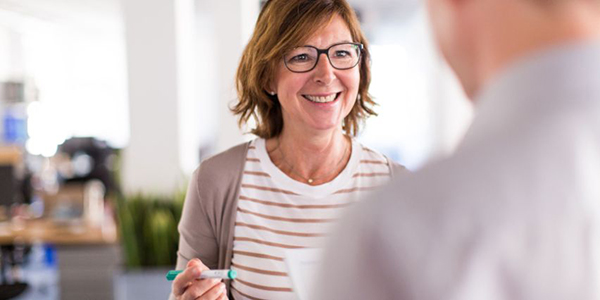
[{"xmin": 172, "ymin": 141, "xmax": 405, "ymax": 297}]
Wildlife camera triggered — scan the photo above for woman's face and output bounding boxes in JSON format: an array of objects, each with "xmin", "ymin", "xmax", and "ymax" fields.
[{"xmin": 271, "ymin": 14, "xmax": 360, "ymax": 134}]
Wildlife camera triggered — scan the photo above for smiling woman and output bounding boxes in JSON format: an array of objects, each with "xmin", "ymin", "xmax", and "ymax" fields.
[
  {"xmin": 233, "ymin": 0, "xmax": 375, "ymax": 138},
  {"xmin": 170, "ymin": 1, "xmax": 407, "ymax": 299},
  {"xmin": 272, "ymin": 17, "xmax": 362, "ymax": 135}
]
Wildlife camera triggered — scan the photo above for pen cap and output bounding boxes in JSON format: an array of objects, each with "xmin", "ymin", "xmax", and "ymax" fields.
[
  {"xmin": 166, "ymin": 270, "xmax": 183, "ymax": 281},
  {"xmin": 228, "ymin": 269, "xmax": 237, "ymax": 279}
]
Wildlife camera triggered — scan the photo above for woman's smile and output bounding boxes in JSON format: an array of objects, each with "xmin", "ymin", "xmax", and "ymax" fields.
[{"xmin": 302, "ymin": 92, "xmax": 341, "ymax": 104}]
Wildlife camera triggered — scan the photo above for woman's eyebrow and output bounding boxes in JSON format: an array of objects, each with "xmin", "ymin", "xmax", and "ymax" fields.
[{"xmin": 303, "ymin": 40, "xmax": 354, "ymax": 48}]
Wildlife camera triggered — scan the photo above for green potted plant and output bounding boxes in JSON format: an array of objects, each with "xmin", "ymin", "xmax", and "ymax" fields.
[
  {"xmin": 113, "ymin": 189, "xmax": 185, "ymax": 298},
  {"xmin": 114, "ymin": 189, "xmax": 185, "ymax": 268}
]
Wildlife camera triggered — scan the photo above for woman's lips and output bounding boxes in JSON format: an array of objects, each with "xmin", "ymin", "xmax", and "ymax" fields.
[{"xmin": 302, "ymin": 92, "xmax": 341, "ymax": 103}]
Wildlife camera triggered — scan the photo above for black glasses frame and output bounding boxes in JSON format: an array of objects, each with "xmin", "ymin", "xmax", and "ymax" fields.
[{"xmin": 283, "ymin": 42, "xmax": 364, "ymax": 73}]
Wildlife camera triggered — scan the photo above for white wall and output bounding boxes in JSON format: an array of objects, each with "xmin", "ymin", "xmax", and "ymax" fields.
[
  {"xmin": 212, "ymin": 0, "xmax": 259, "ymax": 154},
  {"xmin": 0, "ymin": 7, "xmax": 128, "ymax": 156},
  {"xmin": 0, "ymin": 26, "xmax": 19, "ymax": 80},
  {"xmin": 121, "ymin": 0, "xmax": 188, "ymax": 195},
  {"xmin": 358, "ymin": 5, "xmax": 472, "ymax": 170},
  {"xmin": 120, "ymin": 0, "xmax": 260, "ymax": 195}
]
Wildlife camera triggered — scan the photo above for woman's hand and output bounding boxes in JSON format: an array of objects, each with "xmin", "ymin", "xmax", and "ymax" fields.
[{"xmin": 171, "ymin": 258, "xmax": 228, "ymax": 300}]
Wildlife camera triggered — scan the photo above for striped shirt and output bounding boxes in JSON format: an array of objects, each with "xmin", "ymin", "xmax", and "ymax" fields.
[{"xmin": 230, "ymin": 138, "xmax": 394, "ymax": 300}]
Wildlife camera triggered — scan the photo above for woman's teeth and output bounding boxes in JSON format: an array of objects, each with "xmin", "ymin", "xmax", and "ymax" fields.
[{"xmin": 304, "ymin": 93, "xmax": 338, "ymax": 103}]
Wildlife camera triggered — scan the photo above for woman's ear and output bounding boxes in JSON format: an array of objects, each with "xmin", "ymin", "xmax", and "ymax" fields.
[
  {"xmin": 264, "ymin": 88, "xmax": 275, "ymax": 96},
  {"xmin": 265, "ymin": 82, "xmax": 276, "ymax": 96}
]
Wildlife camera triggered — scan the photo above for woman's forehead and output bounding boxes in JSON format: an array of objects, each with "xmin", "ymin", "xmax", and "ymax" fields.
[{"xmin": 297, "ymin": 15, "xmax": 354, "ymax": 48}]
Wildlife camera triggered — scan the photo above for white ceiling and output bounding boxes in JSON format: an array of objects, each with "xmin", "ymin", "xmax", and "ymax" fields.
[
  {"xmin": 0, "ymin": 0, "xmax": 421, "ymax": 35},
  {"xmin": 0, "ymin": 0, "xmax": 122, "ymax": 33}
]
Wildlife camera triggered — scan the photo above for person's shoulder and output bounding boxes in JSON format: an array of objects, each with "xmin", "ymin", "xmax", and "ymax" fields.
[
  {"xmin": 373, "ymin": 147, "xmax": 502, "ymax": 216},
  {"xmin": 199, "ymin": 141, "xmax": 250, "ymax": 167},
  {"xmin": 356, "ymin": 142, "xmax": 408, "ymax": 176},
  {"xmin": 193, "ymin": 141, "xmax": 251, "ymax": 184},
  {"xmin": 357, "ymin": 143, "xmax": 386, "ymax": 161}
]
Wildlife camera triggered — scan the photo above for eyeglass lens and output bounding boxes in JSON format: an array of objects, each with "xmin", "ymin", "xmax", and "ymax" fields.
[{"xmin": 284, "ymin": 43, "xmax": 361, "ymax": 72}]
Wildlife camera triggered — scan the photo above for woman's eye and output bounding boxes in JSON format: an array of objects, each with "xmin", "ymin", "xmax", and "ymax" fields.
[
  {"xmin": 290, "ymin": 54, "xmax": 309, "ymax": 62},
  {"xmin": 334, "ymin": 51, "xmax": 351, "ymax": 58}
]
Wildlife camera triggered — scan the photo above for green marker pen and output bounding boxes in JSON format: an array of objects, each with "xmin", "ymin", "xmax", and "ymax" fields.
[{"xmin": 166, "ymin": 269, "xmax": 237, "ymax": 281}]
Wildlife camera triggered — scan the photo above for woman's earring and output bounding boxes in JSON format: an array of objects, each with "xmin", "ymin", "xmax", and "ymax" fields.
[{"xmin": 270, "ymin": 91, "xmax": 276, "ymax": 96}]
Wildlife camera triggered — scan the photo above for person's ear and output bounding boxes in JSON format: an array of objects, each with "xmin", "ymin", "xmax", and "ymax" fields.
[{"xmin": 265, "ymin": 82, "xmax": 277, "ymax": 96}]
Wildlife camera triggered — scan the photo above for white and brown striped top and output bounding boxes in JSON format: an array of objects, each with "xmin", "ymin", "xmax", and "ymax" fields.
[{"xmin": 230, "ymin": 138, "xmax": 395, "ymax": 300}]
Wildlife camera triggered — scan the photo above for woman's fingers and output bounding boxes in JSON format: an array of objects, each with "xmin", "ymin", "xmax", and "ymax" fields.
[
  {"xmin": 172, "ymin": 259, "xmax": 209, "ymax": 298},
  {"xmin": 171, "ymin": 258, "xmax": 227, "ymax": 300},
  {"xmin": 186, "ymin": 258, "xmax": 207, "ymax": 269},
  {"xmin": 215, "ymin": 289, "xmax": 229, "ymax": 300},
  {"xmin": 188, "ymin": 279, "xmax": 227, "ymax": 300}
]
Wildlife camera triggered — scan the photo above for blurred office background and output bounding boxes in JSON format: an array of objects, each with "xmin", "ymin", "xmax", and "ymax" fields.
[{"xmin": 0, "ymin": 0, "xmax": 472, "ymax": 299}]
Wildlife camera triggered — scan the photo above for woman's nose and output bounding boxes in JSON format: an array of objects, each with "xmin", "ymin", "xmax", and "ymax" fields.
[{"xmin": 312, "ymin": 53, "xmax": 336, "ymax": 85}]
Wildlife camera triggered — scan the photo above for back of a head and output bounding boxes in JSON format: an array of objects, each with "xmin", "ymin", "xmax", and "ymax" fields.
[{"xmin": 426, "ymin": 0, "xmax": 600, "ymax": 98}]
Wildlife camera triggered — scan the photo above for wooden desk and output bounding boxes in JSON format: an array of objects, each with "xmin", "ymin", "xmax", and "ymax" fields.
[
  {"xmin": 0, "ymin": 146, "xmax": 21, "ymax": 165},
  {"xmin": 0, "ymin": 218, "xmax": 117, "ymax": 246},
  {"xmin": 0, "ymin": 218, "xmax": 120, "ymax": 300}
]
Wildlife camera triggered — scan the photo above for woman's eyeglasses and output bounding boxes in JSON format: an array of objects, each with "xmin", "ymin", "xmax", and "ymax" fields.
[{"xmin": 283, "ymin": 42, "xmax": 363, "ymax": 73}]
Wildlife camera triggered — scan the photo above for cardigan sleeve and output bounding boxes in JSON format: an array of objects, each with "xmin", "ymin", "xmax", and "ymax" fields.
[
  {"xmin": 175, "ymin": 166, "xmax": 220, "ymax": 270},
  {"xmin": 170, "ymin": 142, "xmax": 249, "ymax": 300}
]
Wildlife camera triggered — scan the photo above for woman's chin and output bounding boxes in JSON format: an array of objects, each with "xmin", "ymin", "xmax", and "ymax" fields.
[{"xmin": 306, "ymin": 120, "xmax": 343, "ymax": 132}]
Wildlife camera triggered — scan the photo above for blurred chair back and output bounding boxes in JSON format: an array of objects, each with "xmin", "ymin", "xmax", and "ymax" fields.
[{"xmin": 0, "ymin": 147, "xmax": 20, "ymax": 210}]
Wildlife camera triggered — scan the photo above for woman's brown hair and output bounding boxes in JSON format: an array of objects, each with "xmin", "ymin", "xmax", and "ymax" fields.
[{"xmin": 232, "ymin": 0, "xmax": 376, "ymax": 138}]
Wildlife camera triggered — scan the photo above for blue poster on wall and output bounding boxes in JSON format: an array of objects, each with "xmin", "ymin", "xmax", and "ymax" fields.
[{"xmin": 3, "ymin": 109, "xmax": 27, "ymax": 144}]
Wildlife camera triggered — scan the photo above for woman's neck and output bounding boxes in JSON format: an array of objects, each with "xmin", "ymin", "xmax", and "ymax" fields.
[{"xmin": 266, "ymin": 128, "xmax": 351, "ymax": 185}]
